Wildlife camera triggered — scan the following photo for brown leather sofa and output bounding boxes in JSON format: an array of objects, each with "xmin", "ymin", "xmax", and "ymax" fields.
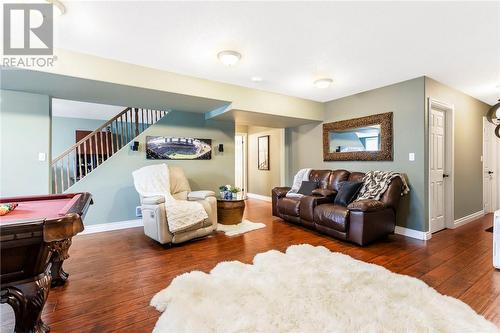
[{"xmin": 272, "ymin": 169, "xmax": 404, "ymax": 246}]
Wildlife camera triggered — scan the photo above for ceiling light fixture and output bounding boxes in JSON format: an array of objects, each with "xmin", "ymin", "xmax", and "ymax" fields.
[
  {"xmin": 314, "ymin": 78, "xmax": 333, "ymax": 89},
  {"xmin": 251, "ymin": 76, "xmax": 263, "ymax": 82},
  {"xmin": 46, "ymin": 0, "xmax": 66, "ymax": 16},
  {"xmin": 217, "ymin": 50, "xmax": 241, "ymax": 66}
]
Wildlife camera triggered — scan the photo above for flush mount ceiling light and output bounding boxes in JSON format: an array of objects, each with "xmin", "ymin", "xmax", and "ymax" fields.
[
  {"xmin": 314, "ymin": 78, "xmax": 333, "ymax": 89},
  {"xmin": 217, "ymin": 50, "xmax": 241, "ymax": 66},
  {"xmin": 46, "ymin": 0, "xmax": 66, "ymax": 16},
  {"xmin": 251, "ymin": 76, "xmax": 263, "ymax": 82}
]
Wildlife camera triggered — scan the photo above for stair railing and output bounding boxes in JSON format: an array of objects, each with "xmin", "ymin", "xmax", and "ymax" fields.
[{"xmin": 51, "ymin": 107, "xmax": 168, "ymax": 194}]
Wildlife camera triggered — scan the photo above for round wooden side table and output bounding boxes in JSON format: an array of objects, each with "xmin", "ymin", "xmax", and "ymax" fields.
[{"xmin": 217, "ymin": 198, "xmax": 245, "ymax": 225}]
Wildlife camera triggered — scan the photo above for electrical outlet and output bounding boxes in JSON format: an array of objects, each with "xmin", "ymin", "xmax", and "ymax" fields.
[
  {"xmin": 409, "ymin": 153, "xmax": 415, "ymax": 161},
  {"xmin": 38, "ymin": 152, "xmax": 46, "ymax": 161},
  {"xmin": 135, "ymin": 206, "xmax": 142, "ymax": 217}
]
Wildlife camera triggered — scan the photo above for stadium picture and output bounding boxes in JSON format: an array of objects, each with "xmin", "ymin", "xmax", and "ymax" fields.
[{"xmin": 146, "ymin": 136, "xmax": 212, "ymax": 160}]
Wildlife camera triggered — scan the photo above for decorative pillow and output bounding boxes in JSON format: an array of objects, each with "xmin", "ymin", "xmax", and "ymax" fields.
[
  {"xmin": 0, "ymin": 203, "xmax": 18, "ymax": 216},
  {"xmin": 297, "ymin": 181, "xmax": 318, "ymax": 196},
  {"xmin": 334, "ymin": 181, "xmax": 364, "ymax": 206}
]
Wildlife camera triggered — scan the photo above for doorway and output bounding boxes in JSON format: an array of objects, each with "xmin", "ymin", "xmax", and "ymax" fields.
[
  {"xmin": 428, "ymin": 98, "xmax": 454, "ymax": 233},
  {"xmin": 235, "ymin": 133, "xmax": 247, "ymax": 198},
  {"xmin": 483, "ymin": 118, "xmax": 498, "ymax": 213}
]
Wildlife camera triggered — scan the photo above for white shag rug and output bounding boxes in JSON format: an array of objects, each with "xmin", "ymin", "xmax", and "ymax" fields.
[
  {"xmin": 151, "ymin": 244, "xmax": 499, "ymax": 333},
  {"xmin": 217, "ymin": 219, "xmax": 265, "ymax": 236}
]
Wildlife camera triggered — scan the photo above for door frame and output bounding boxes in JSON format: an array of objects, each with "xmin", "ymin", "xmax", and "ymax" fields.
[
  {"xmin": 235, "ymin": 132, "xmax": 248, "ymax": 198},
  {"xmin": 482, "ymin": 117, "xmax": 499, "ymax": 213},
  {"xmin": 428, "ymin": 98, "xmax": 455, "ymax": 231}
]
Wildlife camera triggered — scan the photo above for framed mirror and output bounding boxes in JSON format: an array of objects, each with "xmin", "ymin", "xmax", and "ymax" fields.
[{"xmin": 323, "ymin": 112, "xmax": 393, "ymax": 161}]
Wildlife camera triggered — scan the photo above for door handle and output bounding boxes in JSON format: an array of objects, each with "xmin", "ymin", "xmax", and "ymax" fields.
[
  {"xmin": 443, "ymin": 174, "xmax": 449, "ymax": 178},
  {"xmin": 488, "ymin": 171, "xmax": 494, "ymax": 174}
]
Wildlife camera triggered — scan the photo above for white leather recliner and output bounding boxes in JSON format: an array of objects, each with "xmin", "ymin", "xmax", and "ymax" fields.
[{"xmin": 138, "ymin": 166, "xmax": 217, "ymax": 244}]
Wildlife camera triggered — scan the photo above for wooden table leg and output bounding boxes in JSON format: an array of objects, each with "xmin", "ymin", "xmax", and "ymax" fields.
[
  {"xmin": 49, "ymin": 238, "xmax": 72, "ymax": 287},
  {"xmin": 0, "ymin": 272, "xmax": 51, "ymax": 333}
]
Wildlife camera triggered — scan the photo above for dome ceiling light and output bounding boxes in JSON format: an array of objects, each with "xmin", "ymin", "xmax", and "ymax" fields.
[
  {"xmin": 314, "ymin": 78, "xmax": 333, "ymax": 89},
  {"xmin": 217, "ymin": 50, "xmax": 241, "ymax": 66}
]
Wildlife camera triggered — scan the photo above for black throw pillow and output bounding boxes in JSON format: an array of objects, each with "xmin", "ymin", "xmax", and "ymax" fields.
[
  {"xmin": 334, "ymin": 181, "xmax": 363, "ymax": 206},
  {"xmin": 297, "ymin": 181, "xmax": 318, "ymax": 196}
]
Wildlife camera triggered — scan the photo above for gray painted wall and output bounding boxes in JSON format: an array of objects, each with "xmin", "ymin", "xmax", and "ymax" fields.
[
  {"xmin": 425, "ymin": 77, "xmax": 491, "ymax": 220},
  {"xmin": 52, "ymin": 116, "xmax": 105, "ymax": 156},
  {"xmin": 67, "ymin": 111, "xmax": 235, "ymax": 225},
  {"xmin": 287, "ymin": 78, "xmax": 426, "ymax": 231},
  {"xmin": 0, "ymin": 90, "xmax": 51, "ymax": 196},
  {"xmin": 247, "ymin": 126, "xmax": 283, "ymax": 197}
]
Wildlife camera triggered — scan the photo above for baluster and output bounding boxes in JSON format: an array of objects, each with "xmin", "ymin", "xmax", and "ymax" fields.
[
  {"xmin": 134, "ymin": 108, "xmax": 139, "ymax": 137},
  {"xmin": 60, "ymin": 160, "xmax": 64, "ymax": 193},
  {"xmin": 89, "ymin": 136, "xmax": 95, "ymax": 172},
  {"xmin": 66, "ymin": 155, "xmax": 71, "ymax": 190},
  {"xmin": 83, "ymin": 138, "xmax": 88, "ymax": 177},
  {"xmin": 119, "ymin": 115, "xmax": 124, "ymax": 149},
  {"xmin": 99, "ymin": 131, "xmax": 104, "ymax": 162},
  {"xmin": 124, "ymin": 112, "xmax": 129, "ymax": 144},
  {"xmin": 142, "ymin": 108, "xmax": 145, "ymax": 132},
  {"xmin": 73, "ymin": 150, "xmax": 77, "ymax": 186},
  {"xmin": 94, "ymin": 133, "xmax": 99, "ymax": 168},
  {"xmin": 77, "ymin": 144, "xmax": 83, "ymax": 181},
  {"xmin": 53, "ymin": 165, "xmax": 58, "ymax": 194},
  {"xmin": 105, "ymin": 128, "xmax": 110, "ymax": 160}
]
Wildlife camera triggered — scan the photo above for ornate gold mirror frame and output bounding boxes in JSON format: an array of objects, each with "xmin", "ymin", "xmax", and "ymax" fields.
[{"xmin": 323, "ymin": 112, "xmax": 393, "ymax": 161}]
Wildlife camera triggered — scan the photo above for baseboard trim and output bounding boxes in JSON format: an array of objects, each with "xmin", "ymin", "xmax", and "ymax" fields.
[
  {"xmin": 453, "ymin": 210, "xmax": 484, "ymax": 229},
  {"xmin": 80, "ymin": 219, "xmax": 143, "ymax": 235},
  {"xmin": 394, "ymin": 226, "xmax": 432, "ymax": 241},
  {"xmin": 246, "ymin": 193, "xmax": 272, "ymax": 202}
]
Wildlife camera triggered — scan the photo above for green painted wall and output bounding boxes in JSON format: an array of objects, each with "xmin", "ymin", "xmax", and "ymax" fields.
[
  {"xmin": 287, "ymin": 77, "xmax": 427, "ymax": 231},
  {"xmin": 424, "ymin": 77, "xmax": 491, "ymax": 220},
  {"xmin": 67, "ymin": 111, "xmax": 235, "ymax": 225},
  {"xmin": 0, "ymin": 89, "xmax": 51, "ymax": 196},
  {"xmin": 52, "ymin": 116, "xmax": 105, "ymax": 156}
]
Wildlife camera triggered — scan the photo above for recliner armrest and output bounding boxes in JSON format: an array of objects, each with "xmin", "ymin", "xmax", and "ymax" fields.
[
  {"xmin": 142, "ymin": 195, "xmax": 165, "ymax": 205},
  {"xmin": 188, "ymin": 191, "xmax": 216, "ymax": 200},
  {"xmin": 347, "ymin": 199, "xmax": 386, "ymax": 212},
  {"xmin": 272, "ymin": 187, "xmax": 291, "ymax": 199}
]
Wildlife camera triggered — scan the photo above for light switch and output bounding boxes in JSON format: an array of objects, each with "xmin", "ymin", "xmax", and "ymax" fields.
[
  {"xmin": 409, "ymin": 153, "xmax": 415, "ymax": 161},
  {"xmin": 38, "ymin": 152, "xmax": 46, "ymax": 161}
]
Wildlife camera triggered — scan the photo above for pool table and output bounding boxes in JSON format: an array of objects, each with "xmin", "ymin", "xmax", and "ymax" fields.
[{"xmin": 0, "ymin": 192, "xmax": 92, "ymax": 333}]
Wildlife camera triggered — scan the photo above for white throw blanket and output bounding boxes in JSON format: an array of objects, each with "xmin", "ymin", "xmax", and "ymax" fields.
[
  {"xmin": 132, "ymin": 164, "xmax": 208, "ymax": 233},
  {"xmin": 286, "ymin": 168, "xmax": 312, "ymax": 198}
]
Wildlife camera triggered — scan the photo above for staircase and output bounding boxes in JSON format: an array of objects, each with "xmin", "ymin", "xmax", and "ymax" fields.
[{"xmin": 51, "ymin": 107, "xmax": 168, "ymax": 194}]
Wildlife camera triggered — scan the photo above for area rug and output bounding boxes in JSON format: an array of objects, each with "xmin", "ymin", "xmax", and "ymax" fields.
[
  {"xmin": 150, "ymin": 244, "xmax": 498, "ymax": 333},
  {"xmin": 217, "ymin": 219, "xmax": 265, "ymax": 236}
]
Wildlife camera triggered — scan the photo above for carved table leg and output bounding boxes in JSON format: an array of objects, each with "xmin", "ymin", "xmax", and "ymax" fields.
[
  {"xmin": 0, "ymin": 272, "xmax": 51, "ymax": 333},
  {"xmin": 49, "ymin": 238, "xmax": 72, "ymax": 287}
]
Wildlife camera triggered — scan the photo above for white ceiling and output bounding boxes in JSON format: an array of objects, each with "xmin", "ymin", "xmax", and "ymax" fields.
[
  {"xmin": 52, "ymin": 98, "xmax": 124, "ymax": 120},
  {"xmin": 53, "ymin": 1, "xmax": 500, "ymax": 105}
]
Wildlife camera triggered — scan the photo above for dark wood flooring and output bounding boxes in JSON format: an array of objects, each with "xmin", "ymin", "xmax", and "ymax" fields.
[{"xmin": 1, "ymin": 199, "xmax": 499, "ymax": 332}]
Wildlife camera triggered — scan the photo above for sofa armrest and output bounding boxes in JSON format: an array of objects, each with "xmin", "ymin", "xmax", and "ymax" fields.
[
  {"xmin": 272, "ymin": 187, "xmax": 291, "ymax": 199},
  {"xmin": 142, "ymin": 195, "xmax": 165, "ymax": 205},
  {"xmin": 311, "ymin": 189, "xmax": 337, "ymax": 198},
  {"xmin": 299, "ymin": 195, "xmax": 332, "ymax": 222},
  {"xmin": 188, "ymin": 190, "xmax": 215, "ymax": 201},
  {"xmin": 347, "ymin": 199, "xmax": 386, "ymax": 212}
]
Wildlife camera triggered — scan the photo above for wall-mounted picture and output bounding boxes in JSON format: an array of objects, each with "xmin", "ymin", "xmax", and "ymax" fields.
[
  {"xmin": 146, "ymin": 136, "xmax": 212, "ymax": 160},
  {"xmin": 258, "ymin": 135, "xmax": 270, "ymax": 170}
]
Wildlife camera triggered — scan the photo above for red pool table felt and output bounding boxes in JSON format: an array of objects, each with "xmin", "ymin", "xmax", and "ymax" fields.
[{"xmin": 0, "ymin": 194, "xmax": 82, "ymax": 223}]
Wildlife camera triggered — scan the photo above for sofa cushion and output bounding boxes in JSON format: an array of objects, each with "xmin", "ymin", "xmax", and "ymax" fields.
[
  {"xmin": 308, "ymin": 170, "xmax": 332, "ymax": 189},
  {"xmin": 329, "ymin": 170, "xmax": 350, "ymax": 191},
  {"xmin": 314, "ymin": 204, "xmax": 349, "ymax": 232},
  {"xmin": 278, "ymin": 197, "xmax": 301, "ymax": 217},
  {"xmin": 297, "ymin": 181, "xmax": 318, "ymax": 196},
  {"xmin": 334, "ymin": 181, "xmax": 363, "ymax": 206}
]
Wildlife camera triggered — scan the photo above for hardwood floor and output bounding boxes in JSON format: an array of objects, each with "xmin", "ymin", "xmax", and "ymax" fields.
[{"xmin": 1, "ymin": 199, "xmax": 499, "ymax": 332}]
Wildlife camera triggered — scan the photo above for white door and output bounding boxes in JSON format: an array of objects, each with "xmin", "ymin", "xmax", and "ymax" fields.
[
  {"xmin": 483, "ymin": 118, "xmax": 498, "ymax": 213},
  {"xmin": 430, "ymin": 108, "xmax": 446, "ymax": 232},
  {"xmin": 235, "ymin": 134, "xmax": 247, "ymax": 197}
]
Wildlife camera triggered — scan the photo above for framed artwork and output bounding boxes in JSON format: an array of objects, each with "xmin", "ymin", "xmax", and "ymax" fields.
[
  {"xmin": 258, "ymin": 135, "xmax": 270, "ymax": 170},
  {"xmin": 146, "ymin": 136, "xmax": 212, "ymax": 160}
]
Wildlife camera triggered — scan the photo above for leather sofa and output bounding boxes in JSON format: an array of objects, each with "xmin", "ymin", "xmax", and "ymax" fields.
[{"xmin": 272, "ymin": 169, "xmax": 404, "ymax": 245}]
